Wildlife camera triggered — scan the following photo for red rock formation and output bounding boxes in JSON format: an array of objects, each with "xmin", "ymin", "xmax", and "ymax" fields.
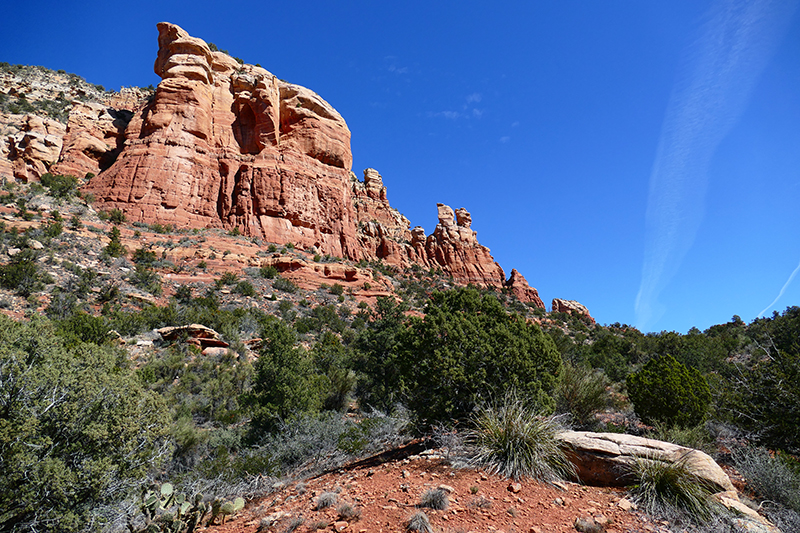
[
  {"xmin": 423, "ymin": 203, "xmax": 506, "ymax": 287},
  {"xmin": 50, "ymin": 100, "xmax": 135, "ymax": 179},
  {"xmin": 68, "ymin": 23, "xmax": 539, "ymax": 297},
  {"xmin": 505, "ymin": 268, "xmax": 545, "ymax": 308},
  {"xmin": 352, "ymin": 168, "xmax": 413, "ymax": 265},
  {"xmin": 552, "ymin": 298, "xmax": 594, "ymax": 323},
  {"xmin": 84, "ymin": 22, "xmax": 360, "ymax": 259},
  {"xmin": 1, "ymin": 114, "xmax": 65, "ymax": 182}
]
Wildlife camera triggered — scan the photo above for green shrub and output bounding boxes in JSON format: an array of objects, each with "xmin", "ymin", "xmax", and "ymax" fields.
[
  {"xmin": 235, "ymin": 280, "xmax": 256, "ymax": 297},
  {"xmin": 244, "ymin": 318, "xmax": 326, "ymax": 434},
  {"xmin": 627, "ymin": 355, "xmax": 711, "ymax": 428},
  {"xmin": 132, "ymin": 247, "xmax": 158, "ymax": 265},
  {"xmin": 130, "ymin": 265, "xmax": 162, "ymax": 295},
  {"xmin": 0, "ymin": 249, "xmax": 42, "ymax": 296},
  {"xmin": 383, "ymin": 287, "xmax": 562, "ymax": 427},
  {"xmin": 329, "ymin": 283, "xmax": 344, "ymax": 296},
  {"xmin": 39, "ymin": 173, "xmax": 78, "ymax": 198},
  {"xmin": 103, "ymin": 225, "xmax": 126, "ymax": 258},
  {"xmin": 260, "ymin": 265, "xmax": 278, "ymax": 278},
  {"xmin": 272, "ymin": 276, "xmax": 298, "ymax": 293},
  {"xmin": 555, "ymin": 361, "xmax": 610, "ymax": 428},
  {"xmin": 42, "ymin": 219, "xmax": 63, "ymax": 238},
  {"xmin": 0, "ymin": 316, "xmax": 170, "ymax": 532},
  {"xmin": 56, "ymin": 311, "xmax": 109, "ymax": 346},
  {"xmin": 464, "ymin": 390, "xmax": 575, "ymax": 482},
  {"xmin": 108, "ymin": 208, "xmax": 126, "ymax": 224}
]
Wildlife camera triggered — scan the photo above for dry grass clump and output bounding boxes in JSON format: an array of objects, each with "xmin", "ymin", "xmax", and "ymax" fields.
[
  {"xmin": 336, "ymin": 502, "xmax": 361, "ymax": 522},
  {"xmin": 626, "ymin": 454, "xmax": 719, "ymax": 522},
  {"xmin": 313, "ymin": 491, "xmax": 338, "ymax": 510},
  {"xmin": 405, "ymin": 511, "xmax": 433, "ymax": 533},
  {"xmin": 464, "ymin": 390, "xmax": 576, "ymax": 482},
  {"xmin": 418, "ymin": 488, "xmax": 449, "ymax": 510}
]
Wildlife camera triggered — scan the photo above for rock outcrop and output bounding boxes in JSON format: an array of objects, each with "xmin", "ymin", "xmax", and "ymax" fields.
[
  {"xmin": 552, "ymin": 298, "xmax": 594, "ymax": 323},
  {"xmin": 51, "ymin": 99, "xmax": 136, "ymax": 179},
  {"xmin": 505, "ymin": 269, "xmax": 545, "ymax": 308},
  {"xmin": 352, "ymin": 167, "xmax": 413, "ymax": 265},
  {"xmin": 421, "ymin": 204, "xmax": 506, "ymax": 287},
  {"xmin": 0, "ymin": 113, "xmax": 65, "ymax": 182},
  {"xmin": 558, "ymin": 431, "xmax": 781, "ymax": 533},
  {"xmin": 83, "ymin": 22, "xmax": 361, "ymax": 259},
  {"xmin": 1, "ymin": 23, "xmax": 546, "ymax": 300}
]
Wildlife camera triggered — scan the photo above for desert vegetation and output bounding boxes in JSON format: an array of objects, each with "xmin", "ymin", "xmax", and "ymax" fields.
[{"xmin": 0, "ymin": 179, "xmax": 798, "ymax": 532}]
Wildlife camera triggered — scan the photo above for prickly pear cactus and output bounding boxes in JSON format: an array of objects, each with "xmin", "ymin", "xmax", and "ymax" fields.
[{"xmin": 128, "ymin": 483, "xmax": 210, "ymax": 533}]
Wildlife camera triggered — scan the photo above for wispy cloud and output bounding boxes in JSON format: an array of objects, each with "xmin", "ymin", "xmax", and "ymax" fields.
[
  {"xmin": 635, "ymin": 0, "xmax": 797, "ymax": 330},
  {"xmin": 499, "ymin": 136, "xmax": 511, "ymax": 143},
  {"xmin": 430, "ymin": 93, "xmax": 486, "ymax": 121},
  {"xmin": 758, "ymin": 258, "xmax": 800, "ymax": 317},
  {"xmin": 429, "ymin": 110, "xmax": 462, "ymax": 120},
  {"xmin": 466, "ymin": 92, "xmax": 482, "ymax": 104}
]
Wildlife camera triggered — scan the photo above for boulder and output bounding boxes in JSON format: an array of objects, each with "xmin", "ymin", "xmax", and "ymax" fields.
[
  {"xmin": 158, "ymin": 323, "xmax": 229, "ymax": 348},
  {"xmin": 557, "ymin": 431, "xmax": 735, "ymax": 493}
]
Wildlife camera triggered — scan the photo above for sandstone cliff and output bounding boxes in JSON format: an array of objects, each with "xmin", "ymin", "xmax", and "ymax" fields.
[{"xmin": 0, "ymin": 23, "xmax": 547, "ymax": 304}]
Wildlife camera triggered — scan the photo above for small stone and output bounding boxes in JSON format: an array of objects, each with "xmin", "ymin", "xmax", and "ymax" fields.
[
  {"xmin": 554, "ymin": 497, "xmax": 564, "ymax": 506},
  {"xmin": 333, "ymin": 521, "xmax": 348, "ymax": 531},
  {"xmin": 438, "ymin": 484, "xmax": 455, "ymax": 493},
  {"xmin": 574, "ymin": 516, "xmax": 605, "ymax": 533},
  {"xmin": 530, "ymin": 528, "xmax": 543, "ymax": 533},
  {"xmin": 594, "ymin": 514, "xmax": 612, "ymax": 527},
  {"xmin": 507, "ymin": 482, "xmax": 522, "ymax": 493},
  {"xmin": 617, "ymin": 498, "xmax": 635, "ymax": 511},
  {"xmin": 401, "ymin": 470, "xmax": 410, "ymax": 478}
]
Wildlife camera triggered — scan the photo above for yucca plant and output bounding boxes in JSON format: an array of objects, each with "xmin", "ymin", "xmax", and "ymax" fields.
[
  {"xmin": 464, "ymin": 390, "xmax": 575, "ymax": 482},
  {"xmin": 626, "ymin": 453, "xmax": 720, "ymax": 522}
]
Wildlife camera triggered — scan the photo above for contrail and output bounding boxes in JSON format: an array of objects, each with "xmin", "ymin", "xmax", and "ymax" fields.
[
  {"xmin": 635, "ymin": 0, "xmax": 798, "ymax": 330},
  {"xmin": 758, "ymin": 259, "xmax": 800, "ymax": 317}
]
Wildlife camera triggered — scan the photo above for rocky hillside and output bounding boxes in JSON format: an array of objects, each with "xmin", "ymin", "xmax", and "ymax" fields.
[{"xmin": 1, "ymin": 23, "xmax": 553, "ymax": 309}]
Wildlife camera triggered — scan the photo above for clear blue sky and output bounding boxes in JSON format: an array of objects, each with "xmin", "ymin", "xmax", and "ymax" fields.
[{"xmin": 2, "ymin": 1, "xmax": 799, "ymax": 333}]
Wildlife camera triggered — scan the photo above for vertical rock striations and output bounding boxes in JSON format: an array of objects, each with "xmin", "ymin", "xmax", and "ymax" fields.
[
  {"xmin": 0, "ymin": 23, "xmax": 547, "ymax": 299},
  {"xmin": 84, "ymin": 22, "xmax": 360, "ymax": 258}
]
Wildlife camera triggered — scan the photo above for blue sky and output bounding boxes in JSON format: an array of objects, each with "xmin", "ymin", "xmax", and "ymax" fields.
[{"xmin": 2, "ymin": 1, "xmax": 798, "ymax": 333}]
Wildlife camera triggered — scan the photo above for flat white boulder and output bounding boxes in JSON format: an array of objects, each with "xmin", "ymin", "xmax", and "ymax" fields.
[{"xmin": 557, "ymin": 430, "xmax": 735, "ymax": 493}]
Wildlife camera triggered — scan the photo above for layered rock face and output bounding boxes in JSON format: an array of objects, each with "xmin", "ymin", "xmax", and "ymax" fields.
[
  {"xmin": 505, "ymin": 269, "xmax": 545, "ymax": 309},
  {"xmin": 84, "ymin": 23, "xmax": 360, "ymax": 258},
  {"xmin": 0, "ymin": 114, "xmax": 65, "ymax": 182},
  {"xmin": 421, "ymin": 204, "xmax": 506, "ymax": 287},
  {"xmin": 0, "ymin": 65, "xmax": 143, "ymax": 182},
  {"xmin": 0, "ymin": 23, "xmax": 548, "ymax": 300},
  {"xmin": 552, "ymin": 298, "xmax": 594, "ymax": 322}
]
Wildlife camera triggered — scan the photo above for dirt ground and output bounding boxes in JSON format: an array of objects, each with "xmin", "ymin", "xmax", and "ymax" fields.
[{"xmin": 208, "ymin": 446, "xmax": 670, "ymax": 533}]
